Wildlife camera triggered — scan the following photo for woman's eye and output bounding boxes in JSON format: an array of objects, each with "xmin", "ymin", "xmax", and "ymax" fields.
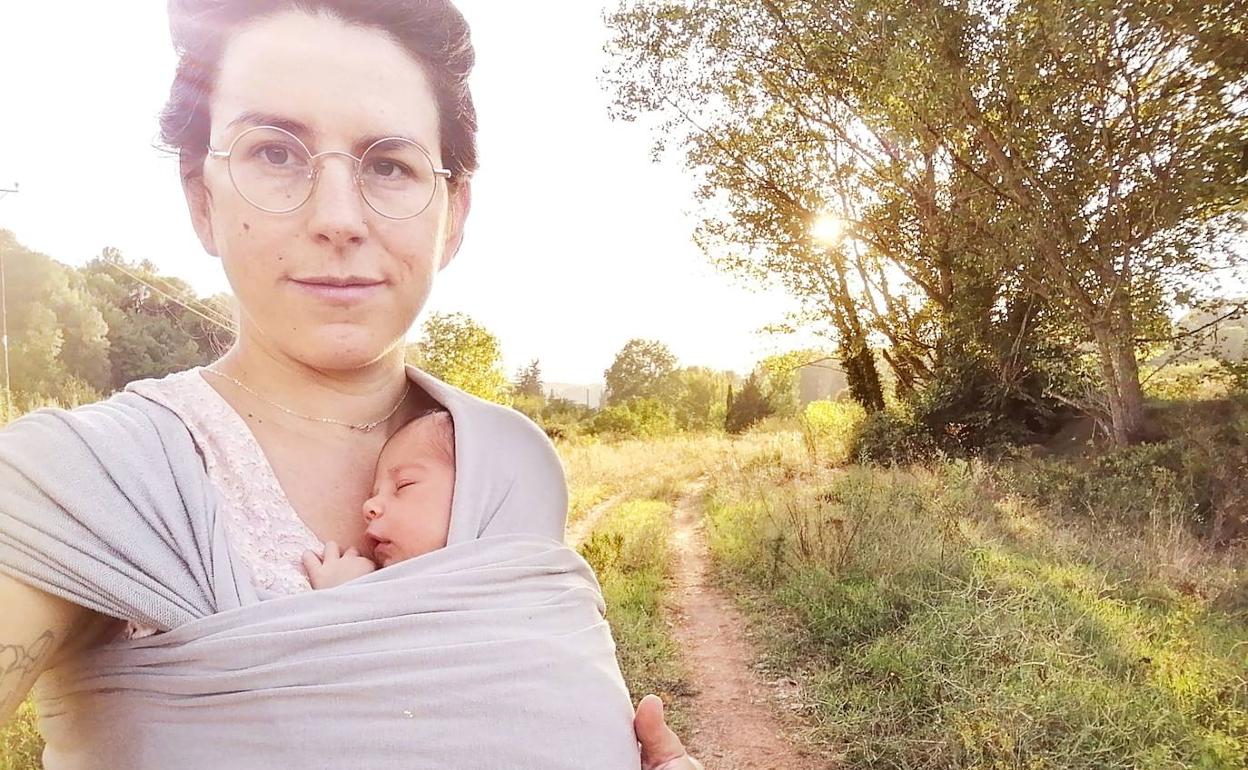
[
  {"xmin": 247, "ymin": 142, "xmax": 307, "ymax": 168},
  {"xmin": 368, "ymin": 159, "xmax": 412, "ymax": 180}
]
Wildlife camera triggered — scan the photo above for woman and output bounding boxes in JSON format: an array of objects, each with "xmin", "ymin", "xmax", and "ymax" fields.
[{"xmin": 0, "ymin": 1, "xmax": 701, "ymax": 767}]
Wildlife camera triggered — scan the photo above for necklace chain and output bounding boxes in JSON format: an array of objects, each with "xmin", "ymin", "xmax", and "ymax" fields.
[{"xmin": 202, "ymin": 367, "xmax": 412, "ymax": 432}]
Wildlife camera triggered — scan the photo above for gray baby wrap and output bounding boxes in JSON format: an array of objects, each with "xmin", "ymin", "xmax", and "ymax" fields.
[{"xmin": 0, "ymin": 368, "xmax": 642, "ymax": 769}]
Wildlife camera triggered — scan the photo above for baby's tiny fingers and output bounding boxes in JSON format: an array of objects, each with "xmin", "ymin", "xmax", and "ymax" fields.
[
  {"xmin": 323, "ymin": 541, "xmax": 341, "ymax": 559},
  {"xmin": 300, "ymin": 550, "xmax": 321, "ymax": 573},
  {"xmin": 344, "ymin": 546, "xmax": 360, "ymax": 558}
]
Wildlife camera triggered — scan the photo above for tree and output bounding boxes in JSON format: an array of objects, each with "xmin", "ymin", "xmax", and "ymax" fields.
[
  {"xmin": 756, "ymin": 350, "xmax": 835, "ymax": 417},
  {"xmin": 606, "ymin": 0, "xmax": 1248, "ymax": 444},
  {"xmin": 602, "ymin": 338, "xmax": 679, "ymax": 405},
  {"xmin": 725, "ymin": 371, "xmax": 772, "ymax": 434},
  {"xmin": 80, "ymin": 249, "xmax": 225, "ymax": 391},
  {"xmin": 672, "ymin": 366, "xmax": 733, "ymax": 431},
  {"xmin": 513, "ymin": 359, "xmax": 544, "ymax": 399},
  {"xmin": 410, "ymin": 312, "xmax": 511, "ymax": 405},
  {"xmin": 0, "ymin": 232, "xmax": 111, "ymax": 402}
]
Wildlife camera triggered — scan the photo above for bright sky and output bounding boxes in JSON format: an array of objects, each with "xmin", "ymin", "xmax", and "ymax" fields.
[{"xmin": 0, "ymin": 2, "xmax": 811, "ymax": 385}]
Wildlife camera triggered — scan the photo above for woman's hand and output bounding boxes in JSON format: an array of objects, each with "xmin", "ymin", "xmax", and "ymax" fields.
[{"xmin": 634, "ymin": 694, "xmax": 705, "ymax": 770}]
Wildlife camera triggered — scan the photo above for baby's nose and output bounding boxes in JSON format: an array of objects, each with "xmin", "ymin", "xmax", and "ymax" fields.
[{"xmin": 362, "ymin": 496, "xmax": 383, "ymax": 521}]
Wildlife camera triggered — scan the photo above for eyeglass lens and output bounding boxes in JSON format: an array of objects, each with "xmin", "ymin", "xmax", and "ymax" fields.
[{"xmin": 226, "ymin": 126, "xmax": 439, "ymax": 219}]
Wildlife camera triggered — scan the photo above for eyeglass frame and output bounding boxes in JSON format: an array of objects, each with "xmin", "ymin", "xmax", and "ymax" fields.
[{"xmin": 206, "ymin": 125, "xmax": 453, "ymax": 220}]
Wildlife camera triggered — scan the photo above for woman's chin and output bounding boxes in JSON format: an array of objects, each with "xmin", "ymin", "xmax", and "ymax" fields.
[{"xmin": 285, "ymin": 329, "xmax": 404, "ymax": 372}]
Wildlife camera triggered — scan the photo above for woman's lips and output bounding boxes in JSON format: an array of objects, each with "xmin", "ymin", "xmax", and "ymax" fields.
[{"xmin": 289, "ymin": 277, "xmax": 385, "ymax": 304}]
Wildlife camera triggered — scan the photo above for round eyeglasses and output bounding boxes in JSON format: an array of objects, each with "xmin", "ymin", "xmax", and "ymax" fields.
[{"xmin": 206, "ymin": 125, "xmax": 452, "ymax": 220}]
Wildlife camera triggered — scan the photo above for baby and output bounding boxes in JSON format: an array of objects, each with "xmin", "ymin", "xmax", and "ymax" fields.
[{"xmin": 301, "ymin": 410, "xmax": 455, "ymax": 588}]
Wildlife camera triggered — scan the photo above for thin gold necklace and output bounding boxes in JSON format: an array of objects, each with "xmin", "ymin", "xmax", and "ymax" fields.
[{"xmin": 202, "ymin": 367, "xmax": 412, "ymax": 432}]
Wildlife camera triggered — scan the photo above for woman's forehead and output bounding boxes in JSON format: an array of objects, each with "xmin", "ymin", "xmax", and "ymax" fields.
[{"xmin": 211, "ymin": 9, "xmax": 441, "ymax": 150}]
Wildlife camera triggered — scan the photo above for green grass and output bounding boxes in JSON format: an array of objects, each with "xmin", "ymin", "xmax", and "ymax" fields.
[
  {"xmin": 703, "ymin": 458, "xmax": 1248, "ymax": 769},
  {"xmin": 578, "ymin": 498, "xmax": 693, "ymax": 737},
  {"xmin": 1, "ymin": 700, "xmax": 41, "ymax": 770}
]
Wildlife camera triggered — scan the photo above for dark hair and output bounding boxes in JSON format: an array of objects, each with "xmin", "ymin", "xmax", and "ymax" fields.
[
  {"xmin": 160, "ymin": 0, "xmax": 478, "ymax": 186},
  {"xmin": 403, "ymin": 409, "xmax": 455, "ymax": 465}
]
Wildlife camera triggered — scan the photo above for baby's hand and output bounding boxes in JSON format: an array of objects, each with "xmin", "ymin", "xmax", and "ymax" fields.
[{"xmin": 301, "ymin": 540, "xmax": 377, "ymax": 589}]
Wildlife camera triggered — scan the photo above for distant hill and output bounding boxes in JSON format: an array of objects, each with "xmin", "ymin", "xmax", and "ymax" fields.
[
  {"xmin": 1151, "ymin": 301, "xmax": 1247, "ymax": 364},
  {"xmin": 544, "ymin": 382, "xmax": 604, "ymax": 409}
]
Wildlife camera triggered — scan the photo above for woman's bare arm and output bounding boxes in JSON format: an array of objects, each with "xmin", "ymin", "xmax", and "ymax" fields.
[{"xmin": 0, "ymin": 573, "xmax": 98, "ymax": 725}]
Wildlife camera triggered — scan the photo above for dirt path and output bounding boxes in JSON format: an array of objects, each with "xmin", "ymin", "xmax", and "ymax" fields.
[
  {"xmin": 566, "ymin": 493, "xmax": 625, "ymax": 548},
  {"xmin": 667, "ymin": 482, "xmax": 834, "ymax": 769}
]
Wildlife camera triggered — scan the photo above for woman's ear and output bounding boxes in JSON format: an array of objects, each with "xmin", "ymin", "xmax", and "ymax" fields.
[
  {"xmin": 183, "ymin": 173, "xmax": 220, "ymax": 257},
  {"xmin": 439, "ymin": 179, "xmax": 472, "ymax": 271}
]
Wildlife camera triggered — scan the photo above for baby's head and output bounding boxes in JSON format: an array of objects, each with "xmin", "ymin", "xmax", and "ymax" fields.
[{"xmin": 362, "ymin": 410, "xmax": 456, "ymax": 567}]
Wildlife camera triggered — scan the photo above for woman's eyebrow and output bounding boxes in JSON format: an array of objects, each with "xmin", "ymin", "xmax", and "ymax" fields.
[{"xmin": 226, "ymin": 110, "xmax": 312, "ymax": 139}]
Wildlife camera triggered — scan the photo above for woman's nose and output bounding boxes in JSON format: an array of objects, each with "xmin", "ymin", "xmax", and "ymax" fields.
[{"xmin": 307, "ymin": 155, "xmax": 368, "ymax": 247}]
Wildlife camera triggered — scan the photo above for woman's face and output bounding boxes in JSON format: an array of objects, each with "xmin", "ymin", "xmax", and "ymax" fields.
[{"xmin": 186, "ymin": 10, "xmax": 471, "ymax": 371}]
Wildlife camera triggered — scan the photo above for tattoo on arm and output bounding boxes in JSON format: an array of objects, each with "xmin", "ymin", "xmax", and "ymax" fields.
[{"xmin": 1, "ymin": 630, "xmax": 56, "ymax": 716}]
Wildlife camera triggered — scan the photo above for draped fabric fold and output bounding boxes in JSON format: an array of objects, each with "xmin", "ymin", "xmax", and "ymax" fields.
[{"xmin": 0, "ymin": 368, "xmax": 641, "ymax": 770}]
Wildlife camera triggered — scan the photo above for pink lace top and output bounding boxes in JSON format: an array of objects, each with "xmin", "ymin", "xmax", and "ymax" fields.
[{"xmin": 123, "ymin": 368, "xmax": 323, "ymax": 638}]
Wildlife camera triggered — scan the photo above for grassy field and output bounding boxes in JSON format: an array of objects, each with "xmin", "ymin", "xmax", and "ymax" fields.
[{"xmin": 699, "ymin": 426, "xmax": 1248, "ymax": 768}]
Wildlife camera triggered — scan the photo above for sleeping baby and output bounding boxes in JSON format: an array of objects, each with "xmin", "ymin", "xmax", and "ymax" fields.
[{"xmin": 301, "ymin": 409, "xmax": 455, "ymax": 588}]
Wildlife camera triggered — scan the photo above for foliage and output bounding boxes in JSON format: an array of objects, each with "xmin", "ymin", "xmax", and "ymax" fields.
[
  {"xmin": 852, "ymin": 406, "xmax": 940, "ymax": 466},
  {"xmin": 671, "ymin": 366, "xmax": 732, "ymax": 431},
  {"xmin": 603, "ymin": 338, "xmax": 678, "ymax": 406},
  {"xmin": 755, "ymin": 352, "xmax": 810, "ymax": 418},
  {"xmin": 409, "ymin": 312, "xmax": 511, "ymax": 405},
  {"xmin": 591, "ymin": 397, "xmax": 678, "ymax": 439},
  {"xmin": 0, "ymin": 232, "xmax": 230, "ymax": 410},
  {"xmin": 799, "ymin": 400, "xmax": 866, "ymax": 466},
  {"xmin": 725, "ymin": 371, "xmax": 773, "ymax": 434},
  {"xmin": 605, "ymin": 0, "xmax": 1248, "ymax": 444},
  {"xmin": 703, "ymin": 445, "xmax": 1248, "ymax": 769},
  {"xmin": 512, "ymin": 358, "xmax": 544, "ymax": 399},
  {"xmin": 0, "ymin": 699, "xmax": 41, "ymax": 770}
]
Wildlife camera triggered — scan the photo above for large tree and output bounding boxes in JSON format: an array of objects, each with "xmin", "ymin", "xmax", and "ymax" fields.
[
  {"xmin": 410, "ymin": 312, "xmax": 511, "ymax": 405},
  {"xmin": 606, "ymin": 0, "xmax": 1248, "ymax": 444},
  {"xmin": 602, "ymin": 338, "xmax": 679, "ymax": 405}
]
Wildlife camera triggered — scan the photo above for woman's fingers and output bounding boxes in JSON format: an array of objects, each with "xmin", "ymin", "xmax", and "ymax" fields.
[{"xmin": 634, "ymin": 694, "xmax": 701, "ymax": 770}]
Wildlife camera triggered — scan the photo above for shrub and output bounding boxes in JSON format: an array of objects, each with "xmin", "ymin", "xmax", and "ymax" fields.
[
  {"xmin": 852, "ymin": 406, "xmax": 939, "ymax": 465},
  {"xmin": 589, "ymin": 397, "xmax": 677, "ymax": 439},
  {"xmin": 800, "ymin": 400, "xmax": 866, "ymax": 465}
]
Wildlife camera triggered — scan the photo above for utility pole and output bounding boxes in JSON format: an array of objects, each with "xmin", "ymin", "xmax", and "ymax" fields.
[{"xmin": 0, "ymin": 182, "xmax": 18, "ymax": 423}]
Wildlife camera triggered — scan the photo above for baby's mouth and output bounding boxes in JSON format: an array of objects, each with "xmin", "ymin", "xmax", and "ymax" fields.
[{"xmin": 370, "ymin": 538, "xmax": 392, "ymax": 564}]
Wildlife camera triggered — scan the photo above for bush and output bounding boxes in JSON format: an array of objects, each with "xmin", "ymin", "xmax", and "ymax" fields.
[
  {"xmin": 590, "ymin": 397, "xmax": 677, "ymax": 439},
  {"xmin": 1002, "ymin": 401, "xmax": 1248, "ymax": 542},
  {"xmin": 1143, "ymin": 359, "xmax": 1235, "ymax": 401},
  {"xmin": 800, "ymin": 400, "xmax": 866, "ymax": 465},
  {"xmin": 852, "ymin": 406, "xmax": 939, "ymax": 465}
]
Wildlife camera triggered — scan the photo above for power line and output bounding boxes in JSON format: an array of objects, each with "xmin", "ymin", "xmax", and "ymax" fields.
[
  {"xmin": 101, "ymin": 257, "xmax": 238, "ymax": 335},
  {"xmin": 109, "ymin": 253, "xmax": 236, "ymax": 327}
]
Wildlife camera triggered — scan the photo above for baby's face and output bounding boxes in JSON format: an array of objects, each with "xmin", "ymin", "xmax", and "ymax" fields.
[{"xmin": 362, "ymin": 416, "xmax": 455, "ymax": 567}]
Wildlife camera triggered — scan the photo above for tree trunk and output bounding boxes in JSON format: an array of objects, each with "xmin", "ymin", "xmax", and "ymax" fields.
[
  {"xmin": 1090, "ymin": 323, "xmax": 1146, "ymax": 445},
  {"xmin": 839, "ymin": 338, "xmax": 886, "ymax": 412}
]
